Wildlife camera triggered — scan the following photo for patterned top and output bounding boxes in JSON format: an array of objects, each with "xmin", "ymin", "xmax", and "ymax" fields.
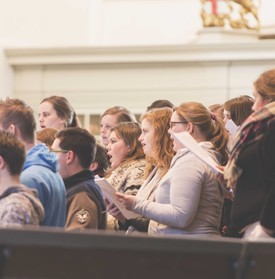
[
  {"xmin": 224, "ymin": 102, "xmax": 275, "ymax": 191},
  {"xmin": 106, "ymin": 158, "xmax": 146, "ymax": 230},
  {"xmin": 0, "ymin": 185, "xmax": 44, "ymax": 227},
  {"xmin": 106, "ymin": 159, "xmax": 146, "ymax": 195}
]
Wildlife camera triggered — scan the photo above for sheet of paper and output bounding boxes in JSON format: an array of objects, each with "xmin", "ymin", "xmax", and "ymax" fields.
[
  {"xmin": 225, "ymin": 119, "xmax": 238, "ymax": 136},
  {"xmin": 95, "ymin": 178, "xmax": 140, "ymax": 219},
  {"xmin": 172, "ymin": 131, "xmax": 223, "ymax": 174}
]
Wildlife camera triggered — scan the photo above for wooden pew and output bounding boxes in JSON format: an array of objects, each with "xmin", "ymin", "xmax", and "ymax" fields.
[
  {"xmin": 0, "ymin": 227, "xmax": 244, "ymax": 279},
  {"xmin": 235, "ymin": 240, "xmax": 275, "ymax": 279}
]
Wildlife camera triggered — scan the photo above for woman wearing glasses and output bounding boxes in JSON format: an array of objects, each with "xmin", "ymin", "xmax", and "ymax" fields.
[{"xmin": 117, "ymin": 102, "xmax": 229, "ymax": 236}]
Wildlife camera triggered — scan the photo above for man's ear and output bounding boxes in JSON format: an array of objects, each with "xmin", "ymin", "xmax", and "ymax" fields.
[
  {"xmin": 89, "ymin": 161, "xmax": 98, "ymax": 171},
  {"xmin": 65, "ymin": 150, "xmax": 75, "ymax": 164},
  {"xmin": 7, "ymin": 124, "xmax": 16, "ymax": 135}
]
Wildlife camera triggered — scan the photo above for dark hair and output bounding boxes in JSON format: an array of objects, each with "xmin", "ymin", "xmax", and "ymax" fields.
[
  {"xmin": 36, "ymin": 128, "xmax": 58, "ymax": 147},
  {"xmin": 56, "ymin": 128, "xmax": 96, "ymax": 169},
  {"xmin": 223, "ymin": 95, "xmax": 254, "ymax": 126},
  {"xmin": 93, "ymin": 143, "xmax": 110, "ymax": 177},
  {"xmin": 0, "ymin": 131, "xmax": 25, "ymax": 176},
  {"xmin": 40, "ymin": 96, "xmax": 81, "ymax": 128},
  {"xmin": 101, "ymin": 106, "xmax": 137, "ymax": 123},
  {"xmin": 147, "ymin": 99, "xmax": 174, "ymax": 111},
  {"xmin": 0, "ymin": 98, "xmax": 36, "ymax": 143},
  {"xmin": 254, "ymin": 69, "xmax": 275, "ymax": 101}
]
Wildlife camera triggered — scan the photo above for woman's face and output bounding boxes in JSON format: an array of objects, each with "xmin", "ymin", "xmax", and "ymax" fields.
[
  {"xmin": 100, "ymin": 114, "xmax": 118, "ymax": 146},
  {"xmin": 223, "ymin": 109, "xmax": 231, "ymax": 124},
  {"xmin": 38, "ymin": 101, "xmax": 66, "ymax": 130},
  {"xmin": 168, "ymin": 111, "xmax": 189, "ymax": 152},
  {"xmin": 252, "ymin": 88, "xmax": 270, "ymax": 112},
  {"xmin": 139, "ymin": 119, "xmax": 156, "ymax": 159},
  {"xmin": 106, "ymin": 131, "xmax": 129, "ymax": 170}
]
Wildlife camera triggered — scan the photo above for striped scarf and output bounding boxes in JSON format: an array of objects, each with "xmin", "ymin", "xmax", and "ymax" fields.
[{"xmin": 224, "ymin": 101, "xmax": 275, "ymax": 191}]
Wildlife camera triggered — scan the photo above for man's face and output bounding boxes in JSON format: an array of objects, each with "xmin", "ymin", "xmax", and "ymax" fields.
[{"xmin": 51, "ymin": 138, "xmax": 69, "ymax": 179}]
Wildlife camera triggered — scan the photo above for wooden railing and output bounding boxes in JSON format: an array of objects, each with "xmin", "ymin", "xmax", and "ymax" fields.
[{"xmin": 0, "ymin": 227, "xmax": 274, "ymax": 279}]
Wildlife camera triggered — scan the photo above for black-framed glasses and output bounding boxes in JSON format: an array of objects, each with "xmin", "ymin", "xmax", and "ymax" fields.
[
  {"xmin": 50, "ymin": 148, "xmax": 69, "ymax": 153},
  {"xmin": 169, "ymin": 121, "xmax": 188, "ymax": 129}
]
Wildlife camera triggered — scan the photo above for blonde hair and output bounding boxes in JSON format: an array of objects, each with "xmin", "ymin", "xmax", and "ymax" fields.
[{"xmin": 175, "ymin": 102, "xmax": 228, "ymax": 164}]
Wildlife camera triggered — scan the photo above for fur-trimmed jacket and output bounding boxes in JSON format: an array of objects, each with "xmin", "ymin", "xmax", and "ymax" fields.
[
  {"xmin": 106, "ymin": 158, "xmax": 146, "ymax": 230},
  {"xmin": 106, "ymin": 159, "xmax": 146, "ymax": 195}
]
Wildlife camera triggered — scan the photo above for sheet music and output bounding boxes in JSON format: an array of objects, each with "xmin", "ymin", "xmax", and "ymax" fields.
[
  {"xmin": 95, "ymin": 177, "xmax": 140, "ymax": 219},
  {"xmin": 225, "ymin": 119, "xmax": 238, "ymax": 136},
  {"xmin": 172, "ymin": 131, "xmax": 223, "ymax": 174}
]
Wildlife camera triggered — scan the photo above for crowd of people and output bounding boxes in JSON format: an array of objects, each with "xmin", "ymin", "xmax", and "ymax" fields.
[{"xmin": 0, "ymin": 68, "xmax": 275, "ymax": 241}]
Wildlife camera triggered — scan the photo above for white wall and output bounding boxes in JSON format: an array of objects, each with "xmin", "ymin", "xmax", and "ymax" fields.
[
  {"xmin": 0, "ymin": 0, "xmax": 94, "ymax": 46},
  {"xmin": 99, "ymin": 0, "xmax": 201, "ymax": 45},
  {"xmin": 0, "ymin": 0, "xmax": 273, "ymax": 47},
  {"xmin": 1, "ymin": 0, "xmax": 275, "ymax": 105},
  {"xmin": 259, "ymin": 0, "xmax": 275, "ymax": 26},
  {"xmin": 0, "ymin": 0, "xmax": 202, "ymax": 47},
  {"xmin": 0, "ymin": 46, "xmax": 13, "ymax": 99}
]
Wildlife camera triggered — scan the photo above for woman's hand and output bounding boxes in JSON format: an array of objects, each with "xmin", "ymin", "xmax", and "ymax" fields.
[
  {"xmin": 216, "ymin": 165, "xmax": 234, "ymax": 200},
  {"xmin": 115, "ymin": 192, "xmax": 135, "ymax": 210},
  {"xmin": 105, "ymin": 199, "xmax": 126, "ymax": 224}
]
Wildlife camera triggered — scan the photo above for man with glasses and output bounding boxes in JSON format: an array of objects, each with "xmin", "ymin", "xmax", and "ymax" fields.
[
  {"xmin": 0, "ymin": 98, "xmax": 66, "ymax": 227},
  {"xmin": 51, "ymin": 127, "xmax": 106, "ymax": 230}
]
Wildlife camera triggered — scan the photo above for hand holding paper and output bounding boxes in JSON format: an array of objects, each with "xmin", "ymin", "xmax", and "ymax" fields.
[{"xmin": 95, "ymin": 177, "xmax": 140, "ymax": 219}]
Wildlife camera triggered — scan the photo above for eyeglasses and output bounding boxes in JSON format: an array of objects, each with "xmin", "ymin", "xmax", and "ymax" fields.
[
  {"xmin": 169, "ymin": 121, "xmax": 188, "ymax": 129},
  {"xmin": 50, "ymin": 148, "xmax": 69, "ymax": 153}
]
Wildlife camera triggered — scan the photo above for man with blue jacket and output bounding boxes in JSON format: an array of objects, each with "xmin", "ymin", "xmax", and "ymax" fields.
[{"xmin": 0, "ymin": 98, "xmax": 66, "ymax": 227}]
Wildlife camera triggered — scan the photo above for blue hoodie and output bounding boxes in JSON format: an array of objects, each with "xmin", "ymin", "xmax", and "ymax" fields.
[{"xmin": 20, "ymin": 144, "xmax": 66, "ymax": 227}]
